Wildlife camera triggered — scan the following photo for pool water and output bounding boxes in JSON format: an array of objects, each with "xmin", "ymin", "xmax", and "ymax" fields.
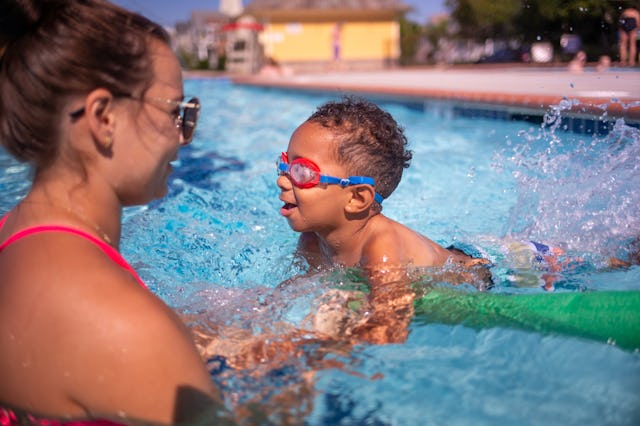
[{"xmin": 1, "ymin": 78, "xmax": 639, "ymax": 425}]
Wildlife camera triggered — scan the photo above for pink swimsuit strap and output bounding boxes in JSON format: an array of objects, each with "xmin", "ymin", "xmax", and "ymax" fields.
[
  {"xmin": 0, "ymin": 408, "xmax": 124, "ymax": 426},
  {"xmin": 0, "ymin": 214, "xmax": 146, "ymax": 425},
  {"xmin": 0, "ymin": 215, "xmax": 147, "ymax": 289}
]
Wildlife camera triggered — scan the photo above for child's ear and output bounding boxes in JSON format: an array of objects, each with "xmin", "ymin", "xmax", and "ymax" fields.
[{"xmin": 345, "ymin": 185, "xmax": 376, "ymax": 214}]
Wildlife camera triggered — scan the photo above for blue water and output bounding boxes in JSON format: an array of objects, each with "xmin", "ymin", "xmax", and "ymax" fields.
[{"xmin": 1, "ymin": 78, "xmax": 639, "ymax": 425}]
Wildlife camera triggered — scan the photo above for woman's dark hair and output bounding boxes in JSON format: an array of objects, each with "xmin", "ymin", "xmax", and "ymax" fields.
[
  {"xmin": 307, "ymin": 96, "xmax": 413, "ymax": 200},
  {"xmin": 0, "ymin": 0, "xmax": 170, "ymax": 169}
]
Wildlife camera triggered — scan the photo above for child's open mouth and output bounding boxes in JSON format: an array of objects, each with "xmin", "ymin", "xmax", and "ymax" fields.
[{"xmin": 280, "ymin": 202, "xmax": 297, "ymax": 217}]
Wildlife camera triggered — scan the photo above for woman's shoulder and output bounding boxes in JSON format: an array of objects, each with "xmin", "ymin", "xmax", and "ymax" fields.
[
  {"xmin": 0, "ymin": 223, "xmax": 192, "ymax": 355},
  {"xmin": 1, "ymin": 226, "xmax": 174, "ymax": 335},
  {"xmin": 0, "ymin": 228, "xmax": 218, "ymax": 419}
]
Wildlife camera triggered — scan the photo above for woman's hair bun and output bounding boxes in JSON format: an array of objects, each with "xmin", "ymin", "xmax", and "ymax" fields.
[{"xmin": 0, "ymin": 0, "xmax": 44, "ymax": 44}]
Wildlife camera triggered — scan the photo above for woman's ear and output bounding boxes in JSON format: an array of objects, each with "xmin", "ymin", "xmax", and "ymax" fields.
[
  {"xmin": 85, "ymin": 88, "xmax": 117, "ymax": 151},
  {"xmin": 345, "ymin": 185, "xmax": 376, "ymax": 214}
]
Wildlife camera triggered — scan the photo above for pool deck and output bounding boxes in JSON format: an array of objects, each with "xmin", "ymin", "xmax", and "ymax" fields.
[{"xmin": 224, "ymin": 65, "xmax": 640, "ymax": 123}]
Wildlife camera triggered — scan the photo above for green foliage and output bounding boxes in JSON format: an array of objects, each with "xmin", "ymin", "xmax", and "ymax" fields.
[
  {"xmin": 216, "ymin": 55, "xmax": 226, "ymax": 71},
  {"xmin": 445, "ymin": 0, "xmax": 626, "ymax": 60},
  {"xmin": 195, "ymin": 59, "xmax": 211, "ymax": 70},
  {"xmin": 424, "ymin": 17, "xmax": 450, "ymax": 47},
  {"xmin": 399, "ymin": 16, "xmax": 424, "ymax": 65},
  {"xmin": 177, "ymin": 47, "xmax": 214, "ymax": 70},
  {"xmin": 448, "ymin": 0, "xmax": 521, "ymax": 39},
  {"xmin": 177, "ymin": 48, "xmax": 199, "ymax": 69}
]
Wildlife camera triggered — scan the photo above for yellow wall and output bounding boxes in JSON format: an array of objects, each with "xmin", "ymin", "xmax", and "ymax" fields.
[{"xmin": 260, "ymin": 21, "xmax": 399, "ymax": 63}]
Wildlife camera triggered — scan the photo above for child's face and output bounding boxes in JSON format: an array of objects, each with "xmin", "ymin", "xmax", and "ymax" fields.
[{"xmin": 277, "ymin": 121, "xmax": 353, "ymax": 234}]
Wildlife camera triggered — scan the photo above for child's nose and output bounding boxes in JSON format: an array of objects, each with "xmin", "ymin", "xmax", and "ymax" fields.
[{"xmin": 277, "ymin": 173, "xmax": 292, "ymax": 190}]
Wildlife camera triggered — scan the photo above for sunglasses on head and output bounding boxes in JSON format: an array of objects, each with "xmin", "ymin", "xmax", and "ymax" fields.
[
  {"xmin": 277, "ymin": 152, "xmax": 384, "ymax": 204},
  {"xmin": 70, "ymin": 94, "xmax": 200, "ymax": 145}
]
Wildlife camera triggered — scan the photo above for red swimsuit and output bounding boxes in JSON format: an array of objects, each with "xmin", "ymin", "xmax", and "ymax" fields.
[{"xmin": 0, "ymin": 214, "xmax": 147, "ymax": 426}]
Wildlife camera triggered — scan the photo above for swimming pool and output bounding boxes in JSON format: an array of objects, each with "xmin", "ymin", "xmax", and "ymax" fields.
[{"xmin": 1, "ymin": 78, "xmax": 639, "ymax": 425}]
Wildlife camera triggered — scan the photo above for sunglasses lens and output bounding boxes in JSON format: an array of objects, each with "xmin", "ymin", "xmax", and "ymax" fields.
[{"xmin": 182, "ymin": 97, "xmax": 200, "ymax": 143}]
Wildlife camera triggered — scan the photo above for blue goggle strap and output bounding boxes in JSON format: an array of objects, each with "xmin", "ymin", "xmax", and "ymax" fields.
[{"xmin": 319, "ymin": 175, "xmax": 384, "ymax": 204}]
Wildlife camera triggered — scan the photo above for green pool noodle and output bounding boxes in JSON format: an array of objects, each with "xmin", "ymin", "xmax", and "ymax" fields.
[{"xmin": 413, "ymin": 288, "xmax": 640, "ymax": 351}]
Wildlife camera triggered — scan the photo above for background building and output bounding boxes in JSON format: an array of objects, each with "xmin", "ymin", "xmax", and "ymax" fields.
[
  {"xmin": 174, "ymin": 11, "xmax": 230, "ymax": 70},
  {"xmin": 245, "ymin": 0, "xmax": 410, "ymax": 72},
  {"xmin": 169, "ymin": 0, "xmax": 410, "ymax": 73}
]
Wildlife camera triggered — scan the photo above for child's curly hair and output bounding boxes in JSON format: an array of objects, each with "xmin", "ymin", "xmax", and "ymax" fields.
[{"xmin": 307, "ymin": 96, "xmax": 412, "ymax": 201}]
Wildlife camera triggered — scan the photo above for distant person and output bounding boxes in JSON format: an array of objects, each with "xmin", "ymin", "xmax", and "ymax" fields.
[
  {"xmin": 259, "ymin": 56, "xmax": 292, "ymax": 77},
  {"xmin": 619, "ymin": 7, "xmax": 640, "ymax": 66},
  {"xmin": 330, "ymin": 22, "xmax": 343, "ymax": 70},
  {"xmin": 567, "ymin": 50, "xmax": 586, "ymax": 73},
  {"xmin": 0, "ymin": 0, "xmax": 228, "ymax": 424},
  {"xmin": 596, "ymin": 54, "xmax": 611, "ymax": 72},
  {"xmin": 259, "ymin": 56, "xmax": 282, "ymax": 77}
]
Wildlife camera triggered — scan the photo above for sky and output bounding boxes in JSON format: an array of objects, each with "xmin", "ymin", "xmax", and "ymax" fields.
[{"xmin": 110, "ymin": 0, "xmax": 448, "ymax": 26}]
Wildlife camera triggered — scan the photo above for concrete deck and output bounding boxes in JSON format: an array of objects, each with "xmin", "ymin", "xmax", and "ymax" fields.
[{"xmin": 230, "ymin": 66, "xmax": 640, "ymax": 123}]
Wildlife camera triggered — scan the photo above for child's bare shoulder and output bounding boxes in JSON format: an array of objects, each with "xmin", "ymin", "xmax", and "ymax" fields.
[{"xmin": 361, "ymin": 216, "xmax": 449, "ymax": 267}]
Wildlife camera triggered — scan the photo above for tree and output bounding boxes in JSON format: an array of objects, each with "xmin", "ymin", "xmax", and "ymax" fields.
[
  {"xmin": 445, "ymin": 0, "xmax": 627, "ymax": 60},
  {"xmin": 399, "ymin": 16, "xmax": 424, "ymax": 65},
  {"xmin": 446, "ymin": 0, "xmax": 521, "ymax": 40}
]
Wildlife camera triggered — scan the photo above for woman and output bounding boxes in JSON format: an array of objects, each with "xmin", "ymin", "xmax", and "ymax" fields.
[
  {"xmin": 0, "ymin": 0, "xmax": 227, "ymax": 424},
  {"xmin": 619, "ymin": 7, "xmax": 640, "ymax": 66}
]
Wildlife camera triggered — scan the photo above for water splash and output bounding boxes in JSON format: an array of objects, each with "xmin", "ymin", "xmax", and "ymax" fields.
[{"xmin": 496, "ymin": 100, "xmax": 640, "ymax": 262}]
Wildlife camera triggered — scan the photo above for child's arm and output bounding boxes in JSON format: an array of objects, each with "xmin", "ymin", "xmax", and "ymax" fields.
[{"xmin": 350, "ymin": 264, "xmax": 415, "ymax": 344}]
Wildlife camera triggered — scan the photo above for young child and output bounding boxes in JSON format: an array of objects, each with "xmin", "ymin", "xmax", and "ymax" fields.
[
  {"xmin": 275, "ymin": 96, "xmax": 493, "ymax": 343},
  {"xmin": 276, "ymin": 96, "xmax": 491, "ymax": 284}
]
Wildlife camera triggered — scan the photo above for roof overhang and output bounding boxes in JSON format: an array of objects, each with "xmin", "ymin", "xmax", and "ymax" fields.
[
  {"xmin": 222, "ymin": 21, "xmax": 265, "ymax": 31},
  {"xmin": 245, "ymin": 8, "xmax": 409, "ymax": 22}
]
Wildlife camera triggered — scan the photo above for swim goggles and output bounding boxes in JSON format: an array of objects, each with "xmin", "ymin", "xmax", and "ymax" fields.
[{"xmin": 277, "ymin": 152, "xmax": 384, "ymax": 204}]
